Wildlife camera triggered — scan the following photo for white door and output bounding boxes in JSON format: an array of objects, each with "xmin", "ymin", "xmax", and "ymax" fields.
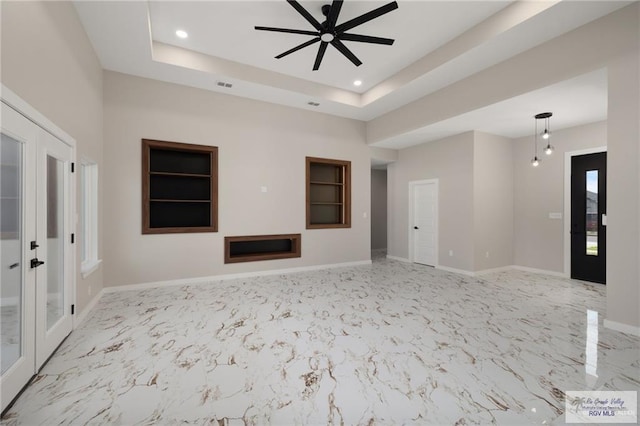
[
  {"xmin": 410, "ymin": 180, "xmax": 438, "ymax": 266},
  {"xmin": 35, "ymin": 131, "xmax": 73, "ymax": 369},
  {"xmin": 0, "ymin": 102, "xmax": 74, "ymax": 412},
  {"xmin": 1, "ymin": 104, "xmax": 37, "ymax": 412}
]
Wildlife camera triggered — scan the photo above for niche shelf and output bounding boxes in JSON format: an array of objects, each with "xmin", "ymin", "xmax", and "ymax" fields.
[
  {"xmin": 306, "ymin": 157, "xmax": 351, "ymax": 229},
  {"xmin": 224, "ymin": 234, "xmax": 301, "ymax": 263},
  {"xmin": 142, "ymin": 139, "xmax": 218, "ymax": 234}
]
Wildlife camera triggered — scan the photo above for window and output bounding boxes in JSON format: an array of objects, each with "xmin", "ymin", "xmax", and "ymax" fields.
[
  {"xmin": 142, "ymin": 139, "xmax": 218, "ymax": 234},
  {"xmin": 306, "ymin": 157, "xmax": 351, "ymax": 229},
  {"xmin": 80, "ymin": 160, "xmax": 100, "ymax": 277}
]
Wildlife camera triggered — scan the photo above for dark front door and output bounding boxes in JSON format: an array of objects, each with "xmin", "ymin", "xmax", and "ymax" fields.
[{"xmin": 571, "ymin": 152, "xmax": 606, "ymax": 284}]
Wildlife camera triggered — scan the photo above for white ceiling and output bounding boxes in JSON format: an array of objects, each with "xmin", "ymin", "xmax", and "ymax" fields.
[
  {"xmin": 148, "ymin": 1, "xmax": 508, "ymax": 92},
  {"xmin": 74, "ymin": 1, "xmax": 629, "ymax": 149},
  {"xmin": 372, "ymin": 68, "xmax": 608, "ymax": 149}
]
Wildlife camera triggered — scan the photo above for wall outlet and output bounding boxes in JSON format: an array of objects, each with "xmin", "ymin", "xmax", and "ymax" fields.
[
  {"xmin": 485, "ymin": 251, "xmax": 490, "ymax": 259},
  {"xmin": 449, "ymin": 250, "xmax": 453, "ymax": 257},
  {"xmin": 363, "ymin": 212, "xmax": 367, "ymax": 219},
  {"xmin": 260, "ymin": 186, "xmax": 267, "ymax": 193}
]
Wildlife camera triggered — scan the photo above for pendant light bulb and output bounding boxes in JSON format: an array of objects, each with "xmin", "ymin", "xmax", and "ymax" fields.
[
  {"xmin": 531, "ymin": 156, "xmax": 540, "ymax": 167},
  {"xmin": 544, "ymin": 144, "xmax": 554, "ymax": 155},
  {"xmin": 542, "ymin": 129, "xmax": 550, "ymax": 140}
]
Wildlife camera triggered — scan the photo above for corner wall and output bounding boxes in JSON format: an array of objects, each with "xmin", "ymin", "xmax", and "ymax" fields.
[
  {"xmin": 103, "ymin": 71, "xmax": 370, "ymax": 288},
  {"xmin": 473, "ymin": 131, "xmax": 513, "ymax": 271},
  {"xmin": 607, "ymin": 43, "xmax": 640, "ymax": 330},
  {"xmin": 387, "ymin": 132, "xmax": 475, "ymax": 270},
  {"xmin": 1, "ymin": 1, "xmax": 104, "ymax": 314}
]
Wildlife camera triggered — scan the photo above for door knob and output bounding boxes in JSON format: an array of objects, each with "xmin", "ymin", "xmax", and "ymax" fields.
[
  {"xmin": 414, "ymin": 226, "xmax": 419, "ymax": 229},
  {"xmin": 30, "ymin": 258, "xmax": 45, "ymax": 269}
]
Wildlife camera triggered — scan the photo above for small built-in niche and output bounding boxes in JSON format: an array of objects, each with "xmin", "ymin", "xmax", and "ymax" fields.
[
  {"xmin": 224, "ymin": 234, "xmax": 301, "ymax": 263},
  {"xmin": 306, "ymin": 157, "xmax": 351, "ymax": 229}
]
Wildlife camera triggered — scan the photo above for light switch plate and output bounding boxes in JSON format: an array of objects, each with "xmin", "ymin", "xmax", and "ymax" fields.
[{"xmin": 549, "ymin": 212, "xmax": 562, "ymax": 219}]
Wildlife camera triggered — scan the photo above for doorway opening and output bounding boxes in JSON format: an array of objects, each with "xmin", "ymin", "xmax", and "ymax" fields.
[{"xmin": 371, "ymin": 168, "xmax": 387, "ymax": 254}]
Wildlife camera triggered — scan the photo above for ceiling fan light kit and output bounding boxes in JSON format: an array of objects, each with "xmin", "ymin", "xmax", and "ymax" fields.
[{"xmin": 255, "ymin": 0, "xmax": 399, "ymax": 71}]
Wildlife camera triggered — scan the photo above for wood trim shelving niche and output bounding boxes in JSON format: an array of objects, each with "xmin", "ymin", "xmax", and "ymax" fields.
[
  {"xmin": 306, "ymin": 157, "xmax": 351, "ymax": 229},
  {"xmin": 224, "ymin": 234, "xmax": 301, "ymax": 263},
  {"xmin": 142, "ymin": 139, "xmax": 218, "ymax": 234}
]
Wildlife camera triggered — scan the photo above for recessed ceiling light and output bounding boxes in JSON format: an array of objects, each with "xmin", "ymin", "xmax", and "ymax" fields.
[
  {"xmin": 176, "ymin": 30, "xmax": 188, "ymax": 39},
  {"xmin": 353, "ymin": 80, "xmax": 362, "ymax": 87}
]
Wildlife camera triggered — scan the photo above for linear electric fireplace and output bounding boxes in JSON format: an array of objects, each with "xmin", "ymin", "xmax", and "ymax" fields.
[{"xmin": 224, "ymin": 234, "xmax": 301, "ymax": 263}]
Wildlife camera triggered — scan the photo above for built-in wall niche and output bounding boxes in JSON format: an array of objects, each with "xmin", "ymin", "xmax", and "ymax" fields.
[
  {"xmin": 142, "ymin": 139, "xmax": 218, "ymax": 234},
  {"xmin": 224, "ymin": 234, "xmax": 301, "ymax": 263},
  {"xmin": 306, "ymin": 157, "xmax": 351, "ymax": 229}
]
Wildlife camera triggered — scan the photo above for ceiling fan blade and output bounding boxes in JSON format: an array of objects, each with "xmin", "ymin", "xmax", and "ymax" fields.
[
  {"xmin": 275, "ymin": 37, "xmax": 321, "ymax": 59},
  {"xmin": 340, "ymin": 33, "xmax": 394, "ymax": 45},
  {"xmin": 326, "ymin": 0, "xmax": 344, "ymax": 30},
  {"xmin": 287, "ymin": 0, "xmax": 323, "ymax": 31},
  {"xmin": 335, "ymin": 1, "xmax": 398, "ymax": 33},
  {"xmin": 330, "ymin": 39, "xmax": 362, "ymax": 67},
  {"xmin": 313, "ymin": 42, "xmax": 329, "ymax": 71},
  {"xmin": 255, "ymin": 26, "xmax": 319, "ymax": 36}
]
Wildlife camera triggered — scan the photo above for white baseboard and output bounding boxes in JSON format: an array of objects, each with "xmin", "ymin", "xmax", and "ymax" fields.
[
  {"xmin": 473, "ymin": 266, "xmax": 514, "ymax": 276},
  {"xmin": 386, "ymin": 255, "xmax": 410, "ymax": 263},
  {"xmin": 511, "ymin": 265, "xmax": 568, "ymax": 278},
  {"xmin": 604, "ymin": 319, "xmax": 640, "ymax": 337},
  {"xmin": 436, "ymin": 265, "xmax": 475, "ymax": 276},
  {"xmin": 75, "ymin": 289, "xmax": 104, "ymax": 326},
  {"xmin": 436, "ymin": 265, "xmax": 565, "ymax": 278},
  {"xmin": 104, "ymin": 260, "xmax": 372, "ymax": 294}
]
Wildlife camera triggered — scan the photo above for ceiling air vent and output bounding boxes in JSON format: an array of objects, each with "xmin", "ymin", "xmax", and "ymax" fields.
[
  {"xmin": 307, "ymin": 102, "xmax": 320, "ymax": 107},
  {"xmin": 216, "ymin": 81, "xmax": 233, "ymax": 88}
]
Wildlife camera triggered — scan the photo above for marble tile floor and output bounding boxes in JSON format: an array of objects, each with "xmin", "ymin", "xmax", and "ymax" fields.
[{"xmin": 1, "ymin": 256, "xmax": 638, "ymax": 425}]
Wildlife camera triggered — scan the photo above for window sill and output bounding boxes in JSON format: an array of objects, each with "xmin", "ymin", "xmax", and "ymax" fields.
[{"xmin": 81, "ymin": 259, "xmax": 102, "ymax": 279}]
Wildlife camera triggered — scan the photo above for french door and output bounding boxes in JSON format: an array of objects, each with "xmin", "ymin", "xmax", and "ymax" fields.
[{"xmin": 1, "ymin": 102, "xmax": 74, "ymax": 412}]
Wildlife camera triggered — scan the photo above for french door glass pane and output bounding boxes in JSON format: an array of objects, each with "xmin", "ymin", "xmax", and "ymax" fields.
[
  {"xmin": 47, "ymin": 155, "xmax": 64, "ymax": 329},
  {"xmin": 1, "ymin": 134, "xmax": 23, "ymax": 374},
  {"xmin": 586, "ymin": 170, "xmax": 598, "ymax": 256}
]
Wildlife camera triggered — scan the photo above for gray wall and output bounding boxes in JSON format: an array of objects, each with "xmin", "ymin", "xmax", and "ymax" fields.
[
  {"xmin": 513, "ymin": 121, "xmax": 606, "ymax": 273},
  {"xmin": 371, "ymin": 169, "xmax": 387, "ymax": 250},
  {"xmin": 1, "ymin": 1, "xmax": 104, "ymax": 314},
  {"xmin": 607, "ymin": 46, "xmax": 639, "ymax": 329},
  {"xmin": 387, "ymin": 132, "xmax": 475, "ymax": 270},
  {"xmin": 473, "ymin": 131, "xmax": 513, "ymax": 271},
  {"xmin": 388, "ymin": 130, "xmax": 514, "ymax": 273},
  {"xmin": 103, "ymin": 71, "xmax": 370, "ymax": 287}
]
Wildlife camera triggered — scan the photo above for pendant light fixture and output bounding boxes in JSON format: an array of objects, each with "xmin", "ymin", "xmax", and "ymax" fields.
[{"xmin": 532, "ymin": 112, "xmax": 553, "ymax": 166}]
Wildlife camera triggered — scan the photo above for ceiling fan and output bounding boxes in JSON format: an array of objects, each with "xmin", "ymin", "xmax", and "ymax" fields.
[{"xmin": 255, "ymin": 0, "xmax": 399, "ymax": 71}]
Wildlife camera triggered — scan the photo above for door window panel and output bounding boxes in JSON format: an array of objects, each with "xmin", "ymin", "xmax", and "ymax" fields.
[
  {"xmin": 586, "ymin": 170, "xmax": 598, "ymax": 256},
  {"xmin": 46, "ymin": 155, "xmax": 64, "ymax": 329},
  {"xmin": 1, "ymin": 134, "xmax": 23, "ymax": 374}
]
